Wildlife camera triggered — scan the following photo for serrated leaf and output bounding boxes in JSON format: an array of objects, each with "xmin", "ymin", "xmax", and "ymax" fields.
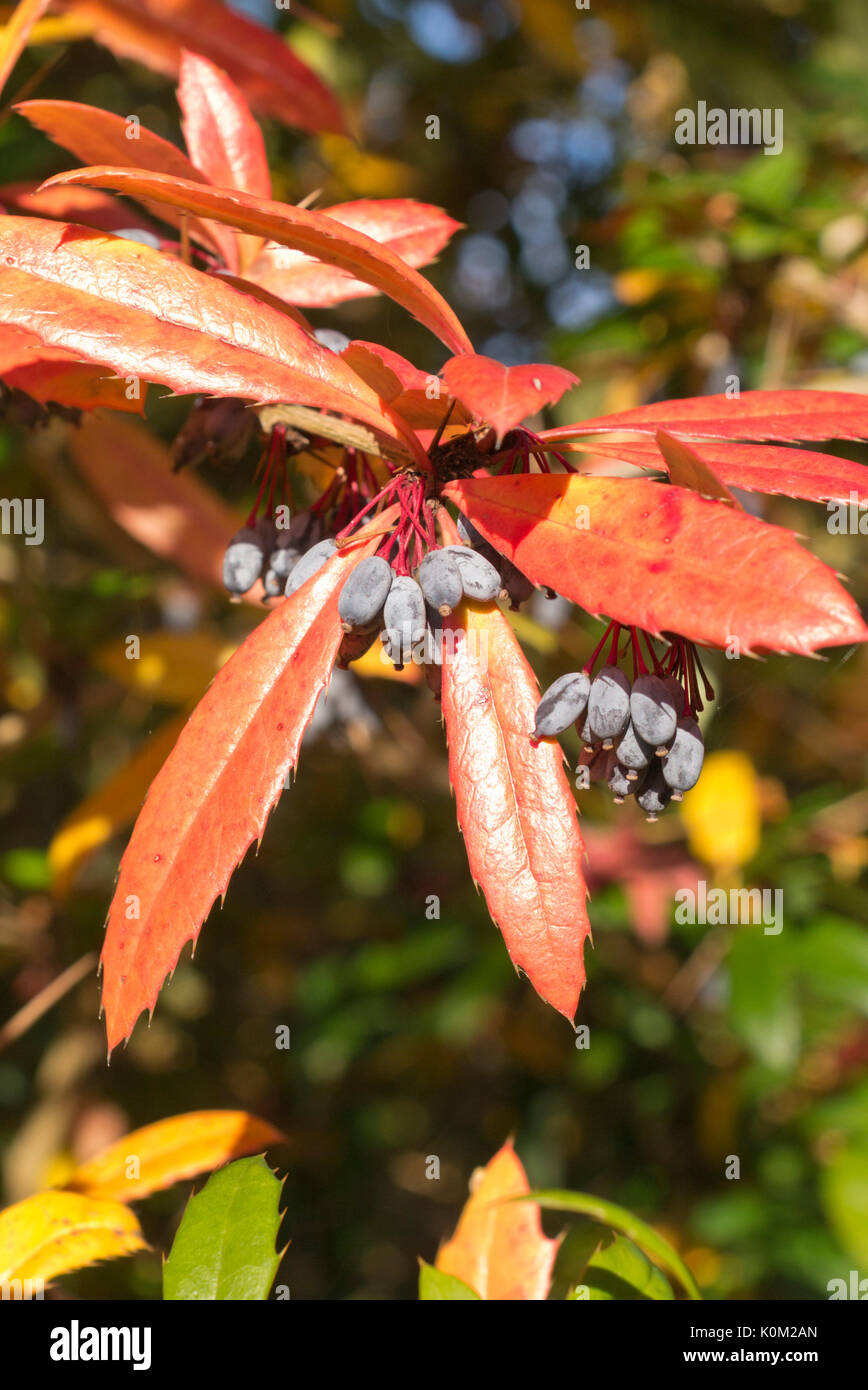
[
  {"xmin": 0, "ymin": 324, "xmax": 142, "ymax": 412},
  {"xmin": 441, "ymin": 600, "xmax": 590, "ymax": 1021},
  {"xmin": 0, "ymin": 1191, "xmax": 145, "ymax": 1284},
  {"xmin": 564, "ymin": 435, "xmax": 868, "ymax": 507},
  {"xmin": 40, "ymin": 170, "xmax": 474, "ymax": 356},
  {"xmin": 444, "ymin": 474, "xmax": 868, "ymax": 655},
  {"xmin": 435, "ymin": 1140, "xmax": 559, "ymax": 1300},
  {"xmin": 0, "ymin": 180, "xmax": 161, "ymax": 235},
  {"xmin": 247, "ymin": 199, "xmax": 462, "ymax": 309},
  {"xmin": 64, "ymin": 1110, "xmax": 285, "ymax": 1203},
  {"xmin": 582, "ymin": 1235, "xmax": 674, "ymax": 1300},
  {"xmin": 59, "ymin": 0, "xmax": 345, "ymax": 135},
  {"xmin": 163, "ymin": 1156, "xmax": 282, "ymax": 1300},
  {"xmin": 418, "ymin": 1261, "xmax": 481, "ymax": 1300},
  {"xmin": 544, "ymin": 389, "xmax": 868, "ymax": 442},
  {"xmin": 441, "ymin": 353, "xmax": 579, "ymax": 441},
  {"xmin": 100, "ymin": 520, "xmax": 390, "ymax": 1052},
  {"xmin": 0, "ymin": 216, "xmax": 410, "ymax": 450},
  {"xmin": 178, "ymin": 51, "xmax": 270, "ymax": 271}
]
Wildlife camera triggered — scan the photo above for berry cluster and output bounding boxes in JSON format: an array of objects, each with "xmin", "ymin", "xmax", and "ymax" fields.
[{"xmin": 532, "ymin": 630, "xmax": 709, "ymax": 821}]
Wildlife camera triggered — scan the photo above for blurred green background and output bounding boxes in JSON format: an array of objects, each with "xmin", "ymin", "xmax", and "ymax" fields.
[{"xmin": 0, "ymin": 0, "xmax": 867, "ymax": 1299}]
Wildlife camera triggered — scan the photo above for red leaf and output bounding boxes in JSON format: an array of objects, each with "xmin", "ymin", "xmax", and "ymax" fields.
[
  {"xmin": 559, "ymin": 434, "xmax": 868, "ymax": 507},
  {"xmin": 436, "ymin": 1139, "xmax": 559, "ymax": 1300},
  {"xmin": 443, "ymin": 474, "xmax": 868, "ymax": 655},
  {"xmin": 0, "ymin": 179, "xmax": 162, "ymax": 235},
  {"xmin": 0, "ymin": 0, "xmax": 50, "ymax": 98},
  {"xmin": 342, "ymin": 340, "xmax": 471, "ymax": 429},
  {"xmin": 177, "ymin": 50, "xmax": 271, "ymax": 271},
  {"xmin": 440, "ymin": 600, "xmax": 590, "ymax": 1021},
  {"xmin": 0, "ymin": 216, "xmax": 414, "ymax": 453},
  {"xmin": 0, "ymin": 324, "xmax": 142, "ymax": 412},
  {"xmin": 57, "ymin": 0, "xmax": 345, "ymax": 135},
  {"xmin": 440, "ymin": 354, "xmax": 579, "ymax": 442},
  {"xmin": 15, "ymin": 99, "xmax": 237, "ymax": 266},
  {"xmin": 100, "ymin": 523, "xmax": 388, "ymax": 1052},
  {"xmin": 246, "ymin": 199, "xmax": 462, "ymax": 308},
  {"xmin": 544, "ymin": 389, "xmax": 868, "ymax": 443},
  {"xmin": 40, "ymin": 168, "xmax": 474, "ymax": 356}
]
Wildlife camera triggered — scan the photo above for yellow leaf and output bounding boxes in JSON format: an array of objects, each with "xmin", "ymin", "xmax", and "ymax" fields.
[
  {"xmin": 63, "ymin": 1110, "xmax": 287, "ymax": 1204},
  {"xmin": 93, "ymin": 631, "xmax": 237, "ymax": 705},
  {"xmin": 48, "ymin": 712, "xmax": 188, "ymax": 897},
  {"xmin": 0, "ymin": 0, "xmax": 50, "ymax": 98},
  {"xmin": 0, "ymin": 1191, "xmax": 145, "ymax": 1285},
  {"xmin": 318, "ymin": 134, "xmax": 416, "ymax": 197},
  {"xmin": 504, "ymin": 609, "xmax": 560, "ymax": 655},
  {"xmin": 350, "ymin": 642, "xmax": 422, "ymax": 683},
  {"xmin": 680, "ymin": 750, "xmax": 761, "ymax": 871}
]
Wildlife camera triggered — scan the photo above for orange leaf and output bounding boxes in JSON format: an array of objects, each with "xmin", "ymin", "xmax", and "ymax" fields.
[
  {"xmin": 0, "ymin": 324, "xmax": 142, "ymax": 412},
  {"xmin": 0, "ymin": 0, "xmax": 51, "ymax": 99},
  {"xmin": 64, "ymin": 1110, "xmax": 286, "ymax": 1202},
  {"xmin": 100, "ymin": 517, "xmax": 393, "ymax": 1052},
  {"xmin": 441, "ymin": 353, "xmax": 579, "ymax": 441},
  {"xmin": 436, "ymin": 1140, "xmax": 559, "ymax": 1300},
  {"xmin": 40, "ymin": 169, "xmax": 474, "ymax": 356},
  {"xmin": 441, "ymin": 600, "xmax": 590, "ymax": 1020}
]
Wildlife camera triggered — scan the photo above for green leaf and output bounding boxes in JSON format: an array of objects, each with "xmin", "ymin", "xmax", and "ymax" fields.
[
  {"xmin": 821, "ymin": 1142, "xmax": 868, "ymax": 1267},
  {"xmin": 728, "ymin": 931, "xmax": 800, "ymax": 1071},
  {"xmin": 578, "ymin": 1235, "xmax": 674, "ymax": 1301},
  {"xmin": 163, "ymin": 1155, "xmax": 282, "ymax": 1301},
  {"xmin": 797, "ymin": 918, "xmax": 868, "ymax": 1015},
  {"xmin": 521, "ymin": 1189, "xmax": 702, "ymax": 1300},
  {"xmin": 418, "ymin": 1261, "xmax": 480, "ymax": 1300}
]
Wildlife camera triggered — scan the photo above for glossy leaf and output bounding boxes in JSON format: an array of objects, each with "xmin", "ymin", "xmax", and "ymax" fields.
[
  {"xmin": 440, "ymin": 600, "xmax": 590, "ymax": 1021},
  {"xmin": 0, "ymin": 216, "xmax": 410, "ymax": 449},
  {"xmin": 418, "ymin": 1261, "xmax": 481, "ymax": 1300},
  {"xmin": 435, "ymin": 1139, "xmax": 559, "ymax": 1301},
  {"xmin": 543, "ymin": 389, "xmax": 868, "ymax": 443},
  {"xmin": 655, "ymin": 430, "xmax": 736, "ymax": 503},
  {"xmin": 0, "ymin": 178, "xmax": 162, "ymax": 235},
  {"xmin": 100, "ymin": 522, "xmax": 389, "ymax": 1052},
  {"xmin": 0, "ymin": 1191, "xmax": 145, "ymax": 1285},
  {"xmin": 441, "ymin": 353, "xmax": 578, "ymax": 441},
  {"xmin": 14, "ymin": 98, "xmax": 235, "ymax": 263},
  {"xmin": 0, "ymin": 0, "xmax": 50, "ymax": 98},
  {"xmin": 526, "ymin": 1190, "xmax": 702, "ymax": 1299},
  {"xmin": 48, "ymin": 711, "xmax": 188, "ymax": 897},
  {"xmin": 64, "ymin": 1111, "xmax": 286, "ymax": 1203},
  {"xmin": 178, "ymin": 50, "xmax": 270, "ymax": 270},
  {"xmin": 163, "ymin": 1156, "xmax": 282, "ymax": 1301},
  {"xmin": 0, "ymin": 324, "xmax": 141, "ymax": 411},
  {"xmin": 444, "ymin": 474, "xmax": 868, "ymax": 655},
  {"xmin": 59, "ymin": 0, "xmax": 345, "ymax": 134},
  {"xmin": 247, "ymin": 199, "xmax": 462, "ymax": 308},
  {"xmin": 40, "ymin": 169, "xmax": 474, "ymax": 356},
  {"xmin": 561, "ymin": 434, "xmax": 868, "ymax": 507},
  {"xmin": 68, "ymin": 414, "xmax": 241, "ymax": 590}
]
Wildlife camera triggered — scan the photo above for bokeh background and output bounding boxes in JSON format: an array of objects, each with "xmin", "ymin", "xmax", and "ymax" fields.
[{"xmin": 1, "ymin": 0, "xmax": 867, "ymax": 1299}]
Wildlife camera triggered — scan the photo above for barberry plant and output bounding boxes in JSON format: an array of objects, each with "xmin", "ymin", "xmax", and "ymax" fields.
[{"xmin": 1, "ymin": 36, "xmax": 866, "ymax": 1054}]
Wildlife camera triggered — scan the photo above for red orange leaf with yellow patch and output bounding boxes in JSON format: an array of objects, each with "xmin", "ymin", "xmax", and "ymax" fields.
[
  {"xmin": 441, "ymin": 353, "xmax": 579, "ymax": 442},
  {"xmin": 178, "ymin": 50, "xmax": 270, "ymax": 270},
  {"xmin": 57, "ymin": 0, "xmax": 345, "ymax": 134},
  {"xmin": 246, "ymin": 199, "xmax": 462, "ymax": 308},
  {"xmin": 444, "ymin": 474, "xmax": 868, "ymax": 655},
  {"xmin": 0, "ymin": 216, "xmax": 412, "ymax": 453},
  {"xmin": 436, "ymin": 1139, "xmax": 559, "ymax": 1300},
  {"xmin": 40, "ymin": 169, "xmax": 473, "ymax": 356},
  {"xmin": 441, "ymin": 600, "xmax": 590, "ymax": 1021},
  {"xmin": 100, "ymin": 520, "xmax": 391, "ymax": 1052}
]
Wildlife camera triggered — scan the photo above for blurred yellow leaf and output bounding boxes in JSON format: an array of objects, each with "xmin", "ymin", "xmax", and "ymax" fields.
[
  {"xmin": 64, "ymin": 1110, "xmax": 286, "ymax": 1204},
  {"xmin": 350, "ymin": 642, "xmax": 421, "ymax": 683},
  {"xmin": 613, "ymin": 269, "xmax": 666, "ymax": 306},
  {"xmin": 517, "ymin": 0, "xmax": 583, "ymax": 74},
  {"xmin": 680, "ymin": 750, "xmax": 761, "ymax": 871},
  {"xmin": 93, "ymin": 631, "xmax": 236, "ymax": 704},
  {"xmin": 319, "ymin": 134, "xmax": 416, "ymax": 197},
  {"xmin": 0, "ymin": 0, "xmax": 50, "ymax": 98},
  {"xmin": 504, "ymin": 610, "xmax": 560, "ymax": 655},
  {"xmin": 48, "ymin": 712, "xmax": 188, "ymax": 896},
  {"xmin": 0, "ymin": 1191, "xmax": 145, "ymax": 1285}
]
